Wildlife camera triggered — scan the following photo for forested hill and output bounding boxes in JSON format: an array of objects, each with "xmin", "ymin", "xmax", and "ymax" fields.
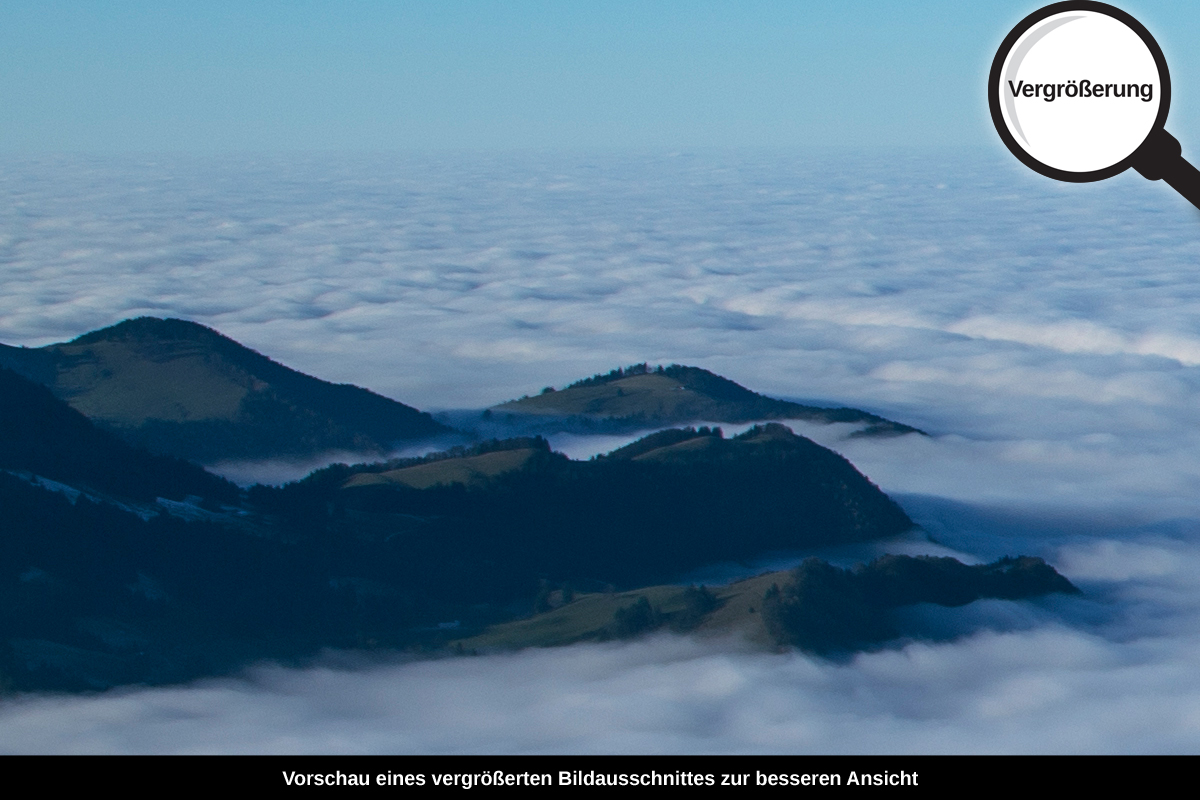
[
  {"xmin": 0, "ymin": 403, "xmax": 1085, "ymax": 694},
  {"xmin": 492, "ymin": 362, "xmax": 923, "ymax": 436},
  {"xmin": 0, "ymin": 366, "xmax": 237, "ymax": 503},
  {"xmin": 274, "ymin": 423, "xmax": 915, "ymax": 592},
  {"xmin": 0, "ymin": 317, "xmax": 449, "ymax": 462}
]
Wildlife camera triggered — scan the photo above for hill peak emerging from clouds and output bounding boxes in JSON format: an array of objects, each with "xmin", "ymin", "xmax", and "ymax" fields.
[
  {"xmin": 0, "ymin": 317, "xmax": 449, "ymax": 463},
  {"xmin": 494, "ymin": 362, "xmax": 923, "ymax": 436}
]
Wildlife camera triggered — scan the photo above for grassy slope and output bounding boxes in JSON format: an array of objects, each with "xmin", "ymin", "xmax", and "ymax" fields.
[
  {"xmin": 492, "ymin": 366, "xmax": 923, "ymax": 435},
  {"xmin": 49, "ymin": 337, "xmax": 248, "ymax": 424},
  {"xmin": 496, "ymin": 373, "xmax": 705, "ymax": 418},
  {"xmin": 0, "ymin": 366, "xmax": 239, "ymax": 502},
  {"xmin": 343, "ymin": 448, "xmax": 537, "ymax": 490},
  {"xmin": 451, "ymin": 553, "xmax": 1082, "ymax": 654},
  {"xmin": 452, "ymin": 571, "xmax": 783, "ymax": 651},
  {"xmin": 0, "ymin": 318, "xmax": 449, "ymax": 460}
]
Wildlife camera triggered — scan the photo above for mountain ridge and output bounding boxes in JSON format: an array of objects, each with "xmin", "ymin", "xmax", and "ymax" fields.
[
  {"xmin": 303, "ymin": 423, "xmax": 916, "ymax": 590},
  {"xmin": 0, "ymin": 366, "xmax": 238, "ymax": 503},
  {"xmin": 492, "ymin": 362, "xmax": 924, "ymax": 437},
  {"xmin": 0, "ymin": 374, "xmax": 1076, "ymax": 693},
  {"xmin": 0, "ymin": 317, "xmax": 450, "ymax": 463},
  {"xmin": 0, "ymin": 320, "xmax": 926, "ymax": 467}
]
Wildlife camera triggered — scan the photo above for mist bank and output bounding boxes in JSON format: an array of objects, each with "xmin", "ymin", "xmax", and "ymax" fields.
[{"xmin": 5, "ymin": 150, "xmax": 1200, "ymax": 751}]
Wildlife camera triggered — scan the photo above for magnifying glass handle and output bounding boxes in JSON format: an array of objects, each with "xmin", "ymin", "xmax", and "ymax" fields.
[{"xmin": 1132, "ymin": 129, "xmax": 1200, "ymax": 211}]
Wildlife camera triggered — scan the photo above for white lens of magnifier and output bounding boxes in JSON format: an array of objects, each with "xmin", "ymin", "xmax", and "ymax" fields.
[{"xmin": 997, "ymin": 10, "xmax": 1162, "ymax": 174}]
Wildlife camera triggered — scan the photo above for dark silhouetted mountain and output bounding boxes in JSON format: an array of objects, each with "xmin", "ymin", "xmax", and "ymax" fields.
[
  {"xmin": 452, "ymin": 555, "xmax": 1078, "ymax": 653},
  {"xmin": 0, "ymin": 367, "xmax": 237, "ymax": 503},
  {"xmin": 491, "ymin": 362, "xmax": 923, "ymax": 436},
  {"xmin": 0, "ymin": 403, "xmax": 1081, "ymax": 692},
  {"xmin": 762, "ymin": 554, "xmax": 1081, "ymax": 653},
  {"xmin": 0, "ymin": 469, "xmax": 338, "ymax": 691},
  {"xmin": 299, "ymin": 423, "xmax": 915, "ymax": 591},
  {"xmin": 0, "ymin": 317, "xmax": 450, "ymax": 462}
]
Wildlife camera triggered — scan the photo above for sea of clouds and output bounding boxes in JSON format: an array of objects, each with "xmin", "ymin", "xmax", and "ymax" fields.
[{"xmin": 3, "ymin": 148, "xmax": 1200, "ymax": 752}]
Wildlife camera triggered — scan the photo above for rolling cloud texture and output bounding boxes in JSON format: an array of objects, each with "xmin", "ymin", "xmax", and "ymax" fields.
[{"xmin": 3, "ymin": 150, "xmax": 1200, "ymax": 752}]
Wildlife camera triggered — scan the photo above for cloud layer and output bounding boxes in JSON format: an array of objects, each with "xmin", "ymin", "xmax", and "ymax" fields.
[
  {"xmin": 4, "ymin": 604, "xmax": 1200, "ymax": 754},
  {"xmin": 4, "ymin": 149, "xmax": 1200, "ymax": 752},
  {"xmin": 4, "ymin": 150, "xmax": 1199, "ymax": 421}
]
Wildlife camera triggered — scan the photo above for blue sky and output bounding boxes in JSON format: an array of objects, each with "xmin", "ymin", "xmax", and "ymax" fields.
[{"xmin": 3, "ymin": 1, "xmax": 1199, "ymax": 153}]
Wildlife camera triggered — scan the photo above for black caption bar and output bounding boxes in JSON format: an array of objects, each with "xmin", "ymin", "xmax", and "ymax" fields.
[{"xmin": 0, "ymin": 754, "xmax": 1180, "ymax": 792}]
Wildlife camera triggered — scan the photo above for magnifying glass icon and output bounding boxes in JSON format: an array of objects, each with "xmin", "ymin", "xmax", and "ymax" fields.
[{"xmin": 989, "ymin": 1, "xmax": 1200, "ymax": 209}]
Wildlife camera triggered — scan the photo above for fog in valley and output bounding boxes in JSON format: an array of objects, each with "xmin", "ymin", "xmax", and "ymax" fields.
[{"xmin": 3, "ymin": 150, "xmax": 1200, "ymax": 752}]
